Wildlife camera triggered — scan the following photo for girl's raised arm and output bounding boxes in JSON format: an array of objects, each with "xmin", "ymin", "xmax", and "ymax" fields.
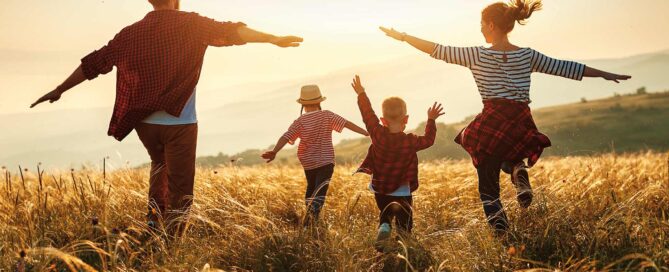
[
  {"xmin": 380, "ymin": 26, "xmax": 435, "ymax": 54},
  {"xmin": 262, "ymin": 137, "xmax": 289, "ymax": 163},
  {"xmin": 345, "ymin": 121, "xmax": 369, "ymax": 137}
]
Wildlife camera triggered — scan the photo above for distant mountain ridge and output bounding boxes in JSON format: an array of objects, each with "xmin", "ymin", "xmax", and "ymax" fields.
[{"xmin": 1, "ymin": 49, "xmax": 668, "ymax": 168}]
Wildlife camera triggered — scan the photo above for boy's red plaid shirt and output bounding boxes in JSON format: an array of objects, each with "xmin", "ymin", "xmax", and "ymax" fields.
[{"xmin": 355, "ymin": 93, "xmax": 436, "ymax": 194}]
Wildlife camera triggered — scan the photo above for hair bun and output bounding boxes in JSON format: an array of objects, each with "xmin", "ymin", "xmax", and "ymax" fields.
[
  {"xmin": 509, "ymin": 0, "xmax": 542, "ymax": 25},
  {"xmin": 482, "ymin": 0, "xmax": 542, "ymax": 33}
]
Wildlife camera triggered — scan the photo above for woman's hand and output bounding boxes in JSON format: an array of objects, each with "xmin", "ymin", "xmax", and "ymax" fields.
[
  {"xmin": 427, "ymin": 102, "xmax": 445, "ymax": 120},
  {"xmin": 379, "ymin": 26, "xmax": 406, "ymax": 42},
  {"xmin": 351, "ymin": 75, "xmax": 365, "ymax": 95},
  {"xmin": 584, "ymin": 66, "xmax": 632, "ymax": 83},
  {"xmin": 379, "ymin": 26, "xmax": 435, "ymax": 54},
  {"xmin": 603, "ymin": 72, "xmax": 632, "ymax": 83}
]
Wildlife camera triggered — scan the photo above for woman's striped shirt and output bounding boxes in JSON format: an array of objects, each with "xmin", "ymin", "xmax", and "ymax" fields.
[
  {"xmin": 431, "ymin": 44, "xmax": 586, "ymax": 103},
  {"xmin": 282, "ymin": 110, "xmax": 347, "ymax": 170}
]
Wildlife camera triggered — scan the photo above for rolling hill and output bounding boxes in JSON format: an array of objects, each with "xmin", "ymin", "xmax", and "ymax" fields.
[{"xmin": 197, "ymin": 91, "xmax": 669, "ymax": 167}]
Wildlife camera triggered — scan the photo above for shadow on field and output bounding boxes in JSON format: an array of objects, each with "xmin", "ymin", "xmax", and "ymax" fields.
[
  {"xmin": 372, "ymin": 237, "xmax": 436, "ymax": 272},
  {"xmin": 233, "ymin": 226, "xmax": 437, "ymax": 272}
]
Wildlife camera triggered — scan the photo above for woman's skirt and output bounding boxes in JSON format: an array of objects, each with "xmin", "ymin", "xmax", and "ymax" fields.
[{"xmin": 455, "ymin": 98, "xmax": 551, "ymax": 167}]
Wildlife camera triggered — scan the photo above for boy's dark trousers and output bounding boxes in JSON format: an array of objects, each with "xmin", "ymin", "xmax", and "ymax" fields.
[
  {"xmin": 476, "ymin": 157, "xmax": 519, "ymax": 232},
  {"xmin": 374, "ymin": 194, "xmax": 413, "ymax": 233},
  {"xmin": 303, "ymin": 163, "xmax": 334, "ymax": 223}
]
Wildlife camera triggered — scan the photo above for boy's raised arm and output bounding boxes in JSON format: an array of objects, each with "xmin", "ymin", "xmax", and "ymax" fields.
[
  {"xmin": 351, "ymin": 75, "xmax": 381, "ymax": 134},
  {"xmin": 415, "ymin": 102, "xmax": 444, "ymax": 151}
]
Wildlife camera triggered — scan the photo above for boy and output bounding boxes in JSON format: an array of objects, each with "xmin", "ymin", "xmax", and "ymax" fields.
[{"xmin": 350, "ymin": 75, "xmax": 444, "ymax": 251}]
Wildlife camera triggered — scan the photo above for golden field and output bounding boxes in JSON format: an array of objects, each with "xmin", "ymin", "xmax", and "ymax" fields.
[{"xmin": 1, "ymin": 152, "xmax": 668, "ymax": 271}]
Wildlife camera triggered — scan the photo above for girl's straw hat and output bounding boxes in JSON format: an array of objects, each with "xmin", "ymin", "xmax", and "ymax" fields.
[{"xmin": 297, "ymin": 85, "xmax": 327, "ymax": 105}]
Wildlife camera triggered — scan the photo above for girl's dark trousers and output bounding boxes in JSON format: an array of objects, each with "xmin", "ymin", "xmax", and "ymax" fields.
[{"xmin": 303, "ymin": 163, "xmax": 334, "ymax": 224}]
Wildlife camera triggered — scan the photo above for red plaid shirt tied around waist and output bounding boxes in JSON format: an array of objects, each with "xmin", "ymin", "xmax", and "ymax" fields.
[
  {"xmin": 456, "ymin": 98, "xmax": 551, "ymax": 167},
  {"xmin": 80, "ymin": 10, "xmax": 246, "ymax": 140},
  {"xmin": 356, "ymin": 93, "xmax": 437, "ymax": 195}
]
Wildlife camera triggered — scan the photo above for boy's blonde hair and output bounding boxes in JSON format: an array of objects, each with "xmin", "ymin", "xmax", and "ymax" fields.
[{"xmin": 382, "ymin": 97, "xmax": 407, "ymax": 121}]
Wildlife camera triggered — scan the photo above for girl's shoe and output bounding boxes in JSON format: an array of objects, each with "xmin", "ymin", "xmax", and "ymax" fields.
[
  {"xmin": 511, "ymin": 163, "xmax": 533, "ymax": 208},
  {"xmin": 374, "ymin": 223, "xmax": 392, "ymax": 252}
]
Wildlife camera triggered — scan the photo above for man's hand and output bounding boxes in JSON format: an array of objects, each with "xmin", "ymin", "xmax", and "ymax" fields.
[
  {"xmin": 261, "ymin": 150, "xmax": 277, "ymax": 163},
  {"xmin": 237, "ymin": 26, "xmax": 303, "ymax": 47},
  {"xmin": 30, "ymin": 65, "xmax": 87, "ymax": 109},
  {"xmin": 270, "ymin": 36, "xmax": 303, "ymax": 48},
  {"xmin": 351, "ymin": 75, "xmax": 365, "ymax": 95},
  {"xmin": 30, "ymin": 89, "xmax": 63, "ymax": 108},
  {"xmin": 379, "ymin": 26, "xmax": 406, "ymax": 42},
  {"xmin": 427, "ymin": 102, "xmax": 445, "ymax": 120}
]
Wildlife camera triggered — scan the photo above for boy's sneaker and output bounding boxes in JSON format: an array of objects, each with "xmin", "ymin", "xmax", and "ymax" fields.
[
  {"xmin": 511, "ymin": 163, "xmax": 533, "ymax": 208},
  {"xmin": 374, "ymin": 223, "xmax": 392, "ymax": 252},
  {"xmin": 147, "ymin": 220, "xmax": 159, "ymax": 232}
]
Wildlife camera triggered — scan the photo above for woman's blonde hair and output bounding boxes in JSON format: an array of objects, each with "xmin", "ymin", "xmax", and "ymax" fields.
[{"xmin": 482, "ymin": 0, "xmax": 543, "ymax": 33}]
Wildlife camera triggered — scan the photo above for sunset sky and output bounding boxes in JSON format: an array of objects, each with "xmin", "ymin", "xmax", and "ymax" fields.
[{"xmin": 1, "ymin": 0, "xmax": 668, "ymax": 114}]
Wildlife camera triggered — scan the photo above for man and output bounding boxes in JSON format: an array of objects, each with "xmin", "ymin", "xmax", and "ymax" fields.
[{"xmin": 30, "ymin": 0, "xmax": 303, "ymax": 233}]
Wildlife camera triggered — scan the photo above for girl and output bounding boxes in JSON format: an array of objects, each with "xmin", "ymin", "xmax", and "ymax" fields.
[
  {"xmin": 262, "ymin": 85, "xmax": 369, "ymax": 225},
  {"xmin": 380, "ymin": 0, "xmax": 631, "ymax": 233}
]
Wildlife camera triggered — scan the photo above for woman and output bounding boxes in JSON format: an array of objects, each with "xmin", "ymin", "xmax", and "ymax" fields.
[{"xmin": 380, "ymin": 0, "xmax": 631, "ymax": 233}]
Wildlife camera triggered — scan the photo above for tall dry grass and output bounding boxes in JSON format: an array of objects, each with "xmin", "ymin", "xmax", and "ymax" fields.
[{"xmin": 1, "ymin": 152, "xmax": 668, "ymax": 271}]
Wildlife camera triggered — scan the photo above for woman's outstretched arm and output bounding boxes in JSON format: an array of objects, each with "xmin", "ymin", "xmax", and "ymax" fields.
[
  {"xmin": 583, "ymin": 66, "xmax": 631, "ymax": 83},
  {"xmin": 380, "ymin": 27, "xmax": 435, "ymax": 54},
  {"xmin": 531, "ymin": 50, "xmax": 631, "ymax": 83},
  {"xmin": 380, "ymin": 26, "xmax": 478, "ymax": 68}
]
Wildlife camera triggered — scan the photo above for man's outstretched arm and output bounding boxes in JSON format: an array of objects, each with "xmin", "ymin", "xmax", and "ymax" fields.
[
  {"xmin": 30, "ymin": 65, "xmax": 87, "ymax": 108},
  {"xmin": 237, "ymin": 26, "xmax": 303, "ymax": 48},
  {"xmin": 31, "ymin": 34, "xmax": 115, "ymax": 109},
  {"xmin": 200, "ymin": 17, "xmax": 302, "ymax": 48}
]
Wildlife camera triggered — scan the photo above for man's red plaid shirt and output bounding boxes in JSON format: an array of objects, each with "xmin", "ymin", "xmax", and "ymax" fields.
[
  {"xmin": 356, "ymin": 92, "xmax": 437, "ymax": 195},
  {"xmin": 81, "ymin": 10, "xmax": 246, "ymax": 140}
]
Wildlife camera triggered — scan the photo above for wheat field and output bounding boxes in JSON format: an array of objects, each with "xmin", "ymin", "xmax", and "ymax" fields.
[{"xmin": 1, "ymin": 152, "xmax": 668, "ymax": 271}]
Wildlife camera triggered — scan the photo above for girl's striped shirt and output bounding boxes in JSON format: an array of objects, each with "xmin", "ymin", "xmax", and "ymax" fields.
[
  {"xmin": 431, "ymin": 44, "xmax": 586, "ymax": 103},
  {"xmin": 282, "ymin": 110, "xmax": 347, "ymax": 170}
]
